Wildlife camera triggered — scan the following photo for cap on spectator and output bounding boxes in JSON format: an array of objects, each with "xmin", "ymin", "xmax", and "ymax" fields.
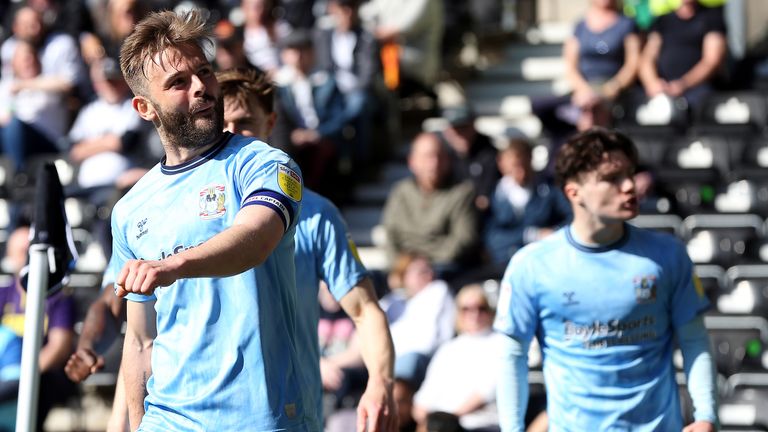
[
  {"xmin": 277, "ymin": 29, "xmax": 314, "ymax": 50},
  {"xmin": 442, "ymin": 105, "xmax": 475, "ymax": 127},
  {"xmin": 101, "ymin": 57, "xmax": 123, "ymax": 81}
]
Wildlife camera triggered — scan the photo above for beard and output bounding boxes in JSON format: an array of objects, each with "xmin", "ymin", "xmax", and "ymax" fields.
[{"xmin": 153, "ymin": 95, "xmax": 225, "ymax": 150}]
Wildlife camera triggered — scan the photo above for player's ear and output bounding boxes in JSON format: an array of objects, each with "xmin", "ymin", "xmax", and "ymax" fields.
[
  {"xmin": 265, "ymin": 112, "xmax": 277, "ymax": 136},
  {"xmin": 563, "ymin": 180, "xmax": 581, "ymax": 204},
  {"xmin": 133, "ymin": 96, "xmax": 157, "ymax": 122}
]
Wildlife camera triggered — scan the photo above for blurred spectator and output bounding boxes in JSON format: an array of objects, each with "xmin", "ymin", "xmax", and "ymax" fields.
[
  {"xmin": 382, "ymin": 132, "xmax": 478, "ymax": 279},
  {"xmin": 360, "ymin": 0, "xmax": 444, "ymax": 93},
  {"xmin": 272, "ymin": 30, "xmax": 350, "ymax": 202},
  {"xmin": 0, "ymin": 324, "xmax": 21, "ymax": 431},
  {"xmin": 413, "ymin": 284, "xmax": 504, "ymax": 432},
  {"xmin": 0, "ymin": 5, "xmax": 86, "ymax": 171},
  {"xmin": 65, "ymin": 57, "xmax": 143, "ymax": 259},
  {"xmin": 393, "ymin": 378, "xmax": 418, "ymax": 432},
  {"xmin": 380, "ymin": 253, "xmax": 455, "ymax": 388},
  {"xmin": 214, "ymin": 19, "xmax": 256, "ymax": 71},
  {"xmin": 638, "ymin": 0, "xmax": 727, "ymax": 106},
  {"xmin": 439, "ymin": 105, "xmax": 499, "ymax": 213},
  {"xmin": 240, "ymin": 0, "xmax": 291, "ymax": 75},
  {"xmin": 277, "ymin": 0, "xmax": 318, "ymax": 30},
  {"xmin": 314, "ymin": 0, "xmax": 379, "ymax": 167},
  {"xmin": 23, "ymin": 0, "xmax": 94, "ymax": 42},
  {"xmin": 565, "ymin": 0, "xmax": 640, "ymax": 130},
  {"xmin": 484, "ymin": 138, "xmax": 571, "ymax": 270},
  {"xmin": 0, "ymin": 38, "xmax": 67, "ymax": 173},
  {"xmin": 67, "ymin": 57, "xmax": 140, "ymax": 190},
  {"xmin": 0, "ymin": 226, "xmax": 76, "ymax": 430},
  {"xmin": 81, "ymin": 0, "xmax": 150, "ymax": 65},
  {"xmin": 533, "ymin": 0, "xmax": 640, "ymax": 142}
]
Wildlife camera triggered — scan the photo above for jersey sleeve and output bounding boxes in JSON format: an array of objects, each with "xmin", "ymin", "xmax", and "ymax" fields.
[
  {"xmin": 237, "ymin": 146, "xmax": 303, "ymax": 233},
  {"xmin": 111, "ymin": 209, "xmax": 155, "ymax": 303},
  {"xmin": 317, "ymin": 200, "xmax": 369, "ymax": 302},
  {"xmin": 493, "ymin": 252, "xmax": 539, "ymax": 342},
  {"xmin": 669, "ymin": 240, "xmax": 710, "ymax": 328}
]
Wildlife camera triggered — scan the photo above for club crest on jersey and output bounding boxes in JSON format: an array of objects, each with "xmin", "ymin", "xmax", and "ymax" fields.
[
  {"xmin": 634, "ymin": 275, "xmax": 657, "ymax": 304},
  {"xmin": 199, "ymin": 185, "xmax": 226, "ymax": 219},
  {"xmin": 278, "ymin": 164, "xmax": 302, "ymax": 202}
]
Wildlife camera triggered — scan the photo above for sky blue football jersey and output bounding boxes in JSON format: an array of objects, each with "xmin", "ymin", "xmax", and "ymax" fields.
[
  {"xmin": 494, "ymin": 224, "xmax": 710, "ymax": 432},
  {"xmin": 111, "ymin": 132, "xmax": 315, "ymax": 431},
  {"xmin": 293, "ymin": 189, "xmax": 369, "ymax": 425}
]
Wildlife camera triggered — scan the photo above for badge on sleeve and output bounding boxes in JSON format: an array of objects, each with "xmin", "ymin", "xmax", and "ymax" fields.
[{"xmin": 278, "ymin": 164, "xmax": 302, "ymax": 202}]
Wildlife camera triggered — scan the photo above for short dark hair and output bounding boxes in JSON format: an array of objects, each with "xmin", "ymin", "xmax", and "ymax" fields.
[
  {"xmin": 554, "ymin": 127, "xmax": 638, "ymax": 188},
  {"xmin": 216, "ymin": 67, "xmax": 274, "ymax": 115},
  {"xmin": 500, "ymin": 137, "xmax": 533, "ymax": 162}
]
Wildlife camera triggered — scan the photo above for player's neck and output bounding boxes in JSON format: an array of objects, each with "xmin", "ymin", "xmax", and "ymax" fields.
[
  {"xmin": 162, "ymin": 136, "xmax": 222, "ymax": 166},
  {"xmin": 571, "ymin": 216, "xmax": 625, "ymax": 247}
]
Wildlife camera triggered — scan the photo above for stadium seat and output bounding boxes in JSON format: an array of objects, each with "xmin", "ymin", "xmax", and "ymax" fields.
[
  {"xmin": 629, "ymin": 214, "xmax": 683, "ymax": 237},
  {"xmin": 704, "ymin": 315, "xmax": 768, "ymax": 377},
  {"xmin": 739, "ymin": 136, "xmax": 768, "ymax": 169},
  {"xmin": 682, "ymin": 214, "xmax": 764, "ymax": 267},
  {"xmin": 692, "ymin": 92, "xmax": 768, "ymax": 137},
  {"xmin": 720, "ymin": 265, "xmax": 768, "ymax": 315},
  {"xmin": 663, "ymin": 135, "xmax": 733, "ymax": 175},
  {"xmin": 720, "ymin": 373, "xmax": 768, "ymax": 430},
  {"xmin": 695, "ymin": 264, "xmax": 727, "ymax": 306},
  {"xmin": 654, "ymin": 167, "xmax": 720, "ymax": 216}
]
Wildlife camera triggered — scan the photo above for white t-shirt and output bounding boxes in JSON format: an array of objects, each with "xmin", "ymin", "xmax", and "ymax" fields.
[{"xmin": 414, "ymin": 330, "xmax": 505, "ymax": 430}]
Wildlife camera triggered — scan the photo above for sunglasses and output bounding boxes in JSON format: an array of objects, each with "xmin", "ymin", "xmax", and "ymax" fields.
[{"xmin": 459, "ymin": 304, "xmax": 490, "ymax": 314}]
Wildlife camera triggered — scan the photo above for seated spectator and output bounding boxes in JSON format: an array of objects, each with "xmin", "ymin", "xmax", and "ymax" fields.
[
  {"xmin": 382, "ymin": 132, "xmax": 479, "ymax": 279},
  {"xmin": 80, "ymin": 0, "xmax": 150, "ymax": 64},
  {"xmin": 214, "ymin": 19, "xmax": 257, "ymax": 72},
  {"xmin": 484, "ymin": 138, "xmax": 571, "ymax": 271},
  {"xmin": 240, "ymin": 0, "xmax": 291, "ymax": 76},
  {"xmin": 314, "ymin": 0, "xmax": 379, "ymax": 167},
  {"xmin": 0, "ymin": 6, "xmax": 85, "ymax": 173},
  {"xmin": 440, "ymin": 105, "xmax": 499, "ymax": 212},
  {"xmin": 0, "ymin": 39, "xmax": 66, "ymax": 174},
  {"xmin": 638, "ymin": 0, "xmax": 727, "ymax": 106},
  {"xmin": 65, "ymin": 56, "xmax": 144, "ymax": 258},
  {"xmin": 272, "ymin": 30, "xmax": 351, "ymax": 201},
  {"xmin": 534, "ymin": 0, "xmax": 640, "ymax": 142},
  {"xmin": 381, "ymin": 253, "xmax": 455, "ymax": 388},
  {"xmin": 0, "ymin": 225, "xmax": 76, "ymax": 431},
  {"xmin": 360, "ymin": 0, "xmax": 444, "ymax": 94},
  {"xmin": 413, "ymin": 284, "xmax": 505, "ymax": 432}
]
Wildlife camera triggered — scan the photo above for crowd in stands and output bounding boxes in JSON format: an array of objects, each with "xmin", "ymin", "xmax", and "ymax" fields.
[{"xmin": 0, "ymin": 0, "xmax": 766, "ymax": 430}]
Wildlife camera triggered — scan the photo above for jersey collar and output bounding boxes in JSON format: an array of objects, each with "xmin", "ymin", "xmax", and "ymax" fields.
[
  {"xmin": 565, "ymin": 223, "xmax": 630, "ymax": 253},
  {"xmin": 160, "ymin": 132, "xmax": 232, "ymax": 175}
]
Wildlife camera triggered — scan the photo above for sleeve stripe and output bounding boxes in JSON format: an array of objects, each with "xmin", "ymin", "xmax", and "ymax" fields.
[{"xmin": 243, "ymin": 190, "xmax": 294, "ymax": 232}]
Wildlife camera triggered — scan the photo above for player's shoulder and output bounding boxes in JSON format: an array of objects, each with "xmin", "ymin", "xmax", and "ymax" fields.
[
  {"xmin": 226, "ymin": 133, "xmax": 293, "ymax": 165},
  {"xmin": 515, "ymin": 228, "xmax": 568, "ymax": 265},
  {"xmin": 112, "ymin": 164, "xmax": 162, "ymax": 214}
]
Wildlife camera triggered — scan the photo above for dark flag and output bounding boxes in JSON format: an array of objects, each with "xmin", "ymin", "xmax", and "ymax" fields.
[{"xmin": 19, "ymin": 162, "xmax": 78, "ymax": 295}]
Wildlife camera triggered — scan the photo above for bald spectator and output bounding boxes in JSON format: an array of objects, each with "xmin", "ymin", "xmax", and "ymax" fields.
[{"xmin": 382, "ymin": 132, "xmax": 478, "ymax": 280}]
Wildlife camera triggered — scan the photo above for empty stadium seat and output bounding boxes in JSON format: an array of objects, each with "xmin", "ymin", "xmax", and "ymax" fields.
[
  {"xmin": 695, "ymin": 264, "xmax": 727, "ymax": 305},
  {"xmin": 682, "ymin": 214, "xmax": 763, "ymax": 267},
  {"xmin": 654, "ymin": 167, "xmax": 720, "ymax": 216},
  {"xmin": 704, "ymin": 315, "xmax": 768, "ymax": 377},
  {"xmin": 720, "ymin": 373, "xmax": 768, "ymax": 430},
  {"xmin": 692, "ymin": 92, "xmax": 768, "ymax": 137},
  {"xmin": 629, "ymin": 214, "xmax": 683, "ymax": 237},
  {"xmin": 720, "ymin": 265, "xmax": 768, "ymax": 315}
]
